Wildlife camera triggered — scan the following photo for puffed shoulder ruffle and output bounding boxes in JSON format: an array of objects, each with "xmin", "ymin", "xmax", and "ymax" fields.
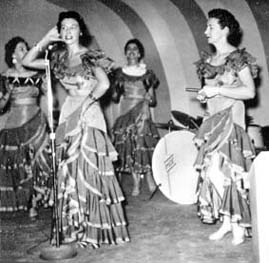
[
  {"xmin": 81, "ymin": 49, "xmax": 114, "ymax": 74},
  {"xmin": 194, "ymin": 49, "xmax": 258, "ymax": 80},
  {"xmin": 50, "ymin": 49, "xmax": 114, "ymax": 80}
]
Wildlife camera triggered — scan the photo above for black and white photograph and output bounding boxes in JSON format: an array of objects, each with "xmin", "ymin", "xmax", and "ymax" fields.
[{"xmin": 0, "ymin": 0, "xmax": 269, "ymax": 262}]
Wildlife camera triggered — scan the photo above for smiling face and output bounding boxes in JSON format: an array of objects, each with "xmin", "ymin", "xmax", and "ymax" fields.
[
  {"xmin": 204, "ymin": 18, "xmax": 228, "ymax": 45},
  {"xmin": 60, "ymin": 18, "xmax": 81, "ymax": 45},
  {"xmin": 125, "ymin": 43, "xmax": 141, "ymax": 65},
  {"xmin": 13, "ymin": 41, "xmax": 28, "ymax": 65}
]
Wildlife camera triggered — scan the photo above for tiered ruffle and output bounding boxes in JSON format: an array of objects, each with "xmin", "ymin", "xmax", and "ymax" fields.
[
  {"xmin": 112, "ymin": 100, "xmax": 160, "ymax": 175},
  {"xmin": 194, "ymin": 107, "xmax": 255, "ymax": 225},
  {"xmin": 0, "ymin": 110, "xmax": 51, "ymax": 211},
  {"xmin": 56, "ymin": 104, "xmax": 130, "ymax": 247}
]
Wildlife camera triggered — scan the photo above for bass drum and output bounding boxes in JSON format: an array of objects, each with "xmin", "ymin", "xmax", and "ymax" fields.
[{"xmin": 152, "ymin": 130, "xmax": 199, "ymax": 205}]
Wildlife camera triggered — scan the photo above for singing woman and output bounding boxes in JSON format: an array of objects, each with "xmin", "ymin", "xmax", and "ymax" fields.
[{"xmin": 22, "ymin": 11, "xmax": 130, "ymax": 248}]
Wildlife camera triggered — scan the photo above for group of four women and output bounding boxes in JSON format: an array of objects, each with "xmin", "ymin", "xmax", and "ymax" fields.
[{"xmin": 0, "ymin": 8, "xmax": 258, "ymax": 248}]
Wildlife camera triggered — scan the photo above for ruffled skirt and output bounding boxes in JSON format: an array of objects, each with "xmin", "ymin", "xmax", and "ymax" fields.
[
  {"xmin": 194, "ymin": 107, "xmax": 255, "ymax": 226},
  {"xmin": 112, "ymin": 100, "xmax": 160, "ymax": 175},
  {"xmin": 0, "ymin": 110, "xmax": 51, "ymax": 212},
  {"xmin": 56, "ymin": 102, "xmax": 130, "ymax": 247}
]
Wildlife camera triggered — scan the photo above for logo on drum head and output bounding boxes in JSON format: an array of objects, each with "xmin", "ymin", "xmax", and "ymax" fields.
[{"xmin": 164, "ymin": 153, "xmax": 176, "ymax": 173}]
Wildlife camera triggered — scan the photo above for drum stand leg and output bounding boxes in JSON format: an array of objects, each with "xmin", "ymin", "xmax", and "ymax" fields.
[
  {"xmin": 148, "ymin": 184, "xmax": 161, "ymax": 200},
  {"xmin": 131, "ymin": 172, "xmax": 141, "ymax": 196},
  {"xmin": 146, "ymin": 171, "xmax": 156, "ymax": 193}
]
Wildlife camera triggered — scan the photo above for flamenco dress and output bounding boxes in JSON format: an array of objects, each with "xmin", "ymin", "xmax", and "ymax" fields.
[
  {"xmin": 50, "ymin": 49, "xmax": 130, "ymax": 247},
  {"xmin": 194, "ymin": 49, "xmax": 258, "ymax": 228},
  {"xmin": 110, "ymin": 65, "xmax": 160, "ymax": 177},
  {"xmin": 0, "ymin": 73, "xmax": 51, "ymax": 212}
]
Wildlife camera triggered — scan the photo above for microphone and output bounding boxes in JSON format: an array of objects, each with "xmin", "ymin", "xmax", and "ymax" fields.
[
  {"xmin": 47, "ymin": 43, "xmax": 57, "ymax": 51},
  {"xmin": 47, "ymin": 41, "xmax": 65, "ymax": 51}
]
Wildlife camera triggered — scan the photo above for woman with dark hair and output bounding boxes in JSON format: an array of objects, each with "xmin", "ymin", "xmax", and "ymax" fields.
[
  {"xmin": 0, "ymin": 37, "xmax": 51, "ymax": 218},
  {"xmin": 23, "ymin": 10, "xmax": 129, "ymax": 248},
  {"xmin": 194, "ymin": 8, "xmax": 258, "ymax": 245},
  {"xmin": 110, "ymin": 38, "xmax": 160, "ymax": 196}
]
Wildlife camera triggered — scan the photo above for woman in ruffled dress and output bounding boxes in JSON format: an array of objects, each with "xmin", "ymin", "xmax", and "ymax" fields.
[
  {"xmin": 0, "ymin": 37, "xmax": 51, "ymax": 218},
  {"xmin": 23, "ymin": 10, "xmax": 129, "ymax": 248},
  {"xmin": 194, "ymin": 9, "xmax": 258, "ymax": 245},
  {"xmin": 110, "ymin": 39, "xmax": 160, "ymax": 196}
]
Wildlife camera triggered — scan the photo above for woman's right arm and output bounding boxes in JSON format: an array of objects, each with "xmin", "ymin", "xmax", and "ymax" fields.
[
  {"xmin": 0, "ymin": 91, "xmax": 11, "ymax": 110},
  {"xmin": 22, "ymin": 27, "xmax": 62, "ymax": 70}
]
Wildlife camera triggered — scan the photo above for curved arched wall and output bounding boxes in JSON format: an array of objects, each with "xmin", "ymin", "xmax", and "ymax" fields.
[{"xmin": 0, "ymin": 0, "xmax": 268, "ymax": 127}]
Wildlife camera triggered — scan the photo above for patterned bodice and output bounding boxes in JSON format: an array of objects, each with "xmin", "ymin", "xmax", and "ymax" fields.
[
  {"xmin": 110, "ymin": 67, "xmax": 159, "ymax": 115},
  {"xmin": 0, "ymin": 73, "xmax": 43, "ymax": 100},
  {"xmin": 111, "ymin": 68, "xmax": 159, "ymax": 99}
]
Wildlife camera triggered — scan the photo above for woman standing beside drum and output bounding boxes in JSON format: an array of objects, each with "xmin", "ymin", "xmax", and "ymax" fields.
[
  {"xmin": 110, "ymin": 39, "xmax": 160, "ymax": 196},
  {"xmin": 194, "ymin": 9, "xmax": 258, "ymax": 245}
]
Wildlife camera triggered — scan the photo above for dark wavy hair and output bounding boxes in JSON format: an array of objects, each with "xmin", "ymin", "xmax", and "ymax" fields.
[
  {"xmin": 5, "ymin": 36, "xmax": 29, "ymax": 68},
  {"xmin": 208, "ymin": 8, "xmax": 242, "ymax": 47},
  {"xmin": 57, "ymin": 10, "xmax": 92, "ymax": 47},
  {"xmin": 124, "ymin": 38, "xmax": 145, "ymax": 61}
]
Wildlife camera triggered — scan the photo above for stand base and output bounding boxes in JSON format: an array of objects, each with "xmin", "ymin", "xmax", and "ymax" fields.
[
  {"xmin": 40, "ymin": 244, "xmax": 77, "ymax": 261},
  {"xmin": 27, "ymin": 241, "xmax": 77, "ymax": 261}
]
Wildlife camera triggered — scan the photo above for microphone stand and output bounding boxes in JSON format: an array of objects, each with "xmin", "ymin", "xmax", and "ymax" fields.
[{"xmin": 38, "ymin": 50, "xmax": 77, "ymax": 261}]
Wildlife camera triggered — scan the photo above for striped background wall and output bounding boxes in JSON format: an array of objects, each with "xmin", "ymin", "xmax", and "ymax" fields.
[{"xmin": 0, "ymin": 0, "xmax": 268, "ymax": 127}]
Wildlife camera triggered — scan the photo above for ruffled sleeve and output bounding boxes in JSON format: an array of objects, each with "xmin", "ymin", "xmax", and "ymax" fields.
[
  {"xmin": 143, "ymin": 69, "xmax": 159, "ymax": 91},
  {"xmin": 194, "ymin": 51, "xmax": 222, "ymax": 80},
  {"xmin": 194, "ymin": 51, "xmax": 209, "ymax": 80},
  {"xmin": 81, "ymin": 49, "xmax": 114, "ymax": 74},
  {"xmin": 226, "ymin": 48, "xmax": 258, "ymax": 78},
  {"xmin": 108, "ymin": 68, "xmax": 125, "ymax": 103}
]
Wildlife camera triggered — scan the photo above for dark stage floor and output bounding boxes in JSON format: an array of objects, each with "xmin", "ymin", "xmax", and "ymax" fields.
[{"xmin": 0, "ymin": 174, "xmax": 255, "ymax": 263}]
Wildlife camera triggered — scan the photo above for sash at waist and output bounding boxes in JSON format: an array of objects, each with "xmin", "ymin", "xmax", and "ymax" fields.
[{"xmin": 11, "ymin": 98, "xmax": 38, "ymax": 106}]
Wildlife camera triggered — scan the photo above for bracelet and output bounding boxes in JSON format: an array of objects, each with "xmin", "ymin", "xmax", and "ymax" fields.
[{"xmin": 89, "ymin": 91, "xmax": 97, "ymax": 101}]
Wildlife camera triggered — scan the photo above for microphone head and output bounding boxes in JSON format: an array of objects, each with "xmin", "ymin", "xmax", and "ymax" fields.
[{"xmin": 47, "ymin": 42, "xmax": 65, "ymax": 51}]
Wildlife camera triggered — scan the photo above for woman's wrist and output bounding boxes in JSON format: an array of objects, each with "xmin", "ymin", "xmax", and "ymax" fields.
[
  {"xmin": 217, "ymin": 81, "xmax": 223, "ymax": 96},
  {"xmin": 33, "ymin": 38, "xmax": 48, "ymax": 53},
  {"xmin": 33, "ymin": 42, "xmax": 43, "ymax": 52}
]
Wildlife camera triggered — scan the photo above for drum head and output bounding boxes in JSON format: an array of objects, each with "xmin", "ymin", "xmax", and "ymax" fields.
[{"xmin": 152, "ymin": 130, "xmax": 199, "ymax": 205}]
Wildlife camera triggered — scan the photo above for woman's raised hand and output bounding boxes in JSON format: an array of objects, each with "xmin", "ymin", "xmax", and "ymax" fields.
[{"xmin": 39, "ymin": 26, "xmax": 64, "ymax": 48}]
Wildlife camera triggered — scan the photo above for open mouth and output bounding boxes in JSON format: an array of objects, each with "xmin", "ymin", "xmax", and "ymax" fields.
[{"xmin": 65, "ymin": 36, "xmax": 73, "ymax": 41}]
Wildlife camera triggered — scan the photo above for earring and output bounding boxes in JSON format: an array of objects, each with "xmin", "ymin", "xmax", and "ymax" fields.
[
  {"xmin": 12, "ymin": 58, "xmax": 17, "ymax": 64},
  {"xmin": 80, "ymin": 32, "xmax": 82, "ymax": 36}
]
